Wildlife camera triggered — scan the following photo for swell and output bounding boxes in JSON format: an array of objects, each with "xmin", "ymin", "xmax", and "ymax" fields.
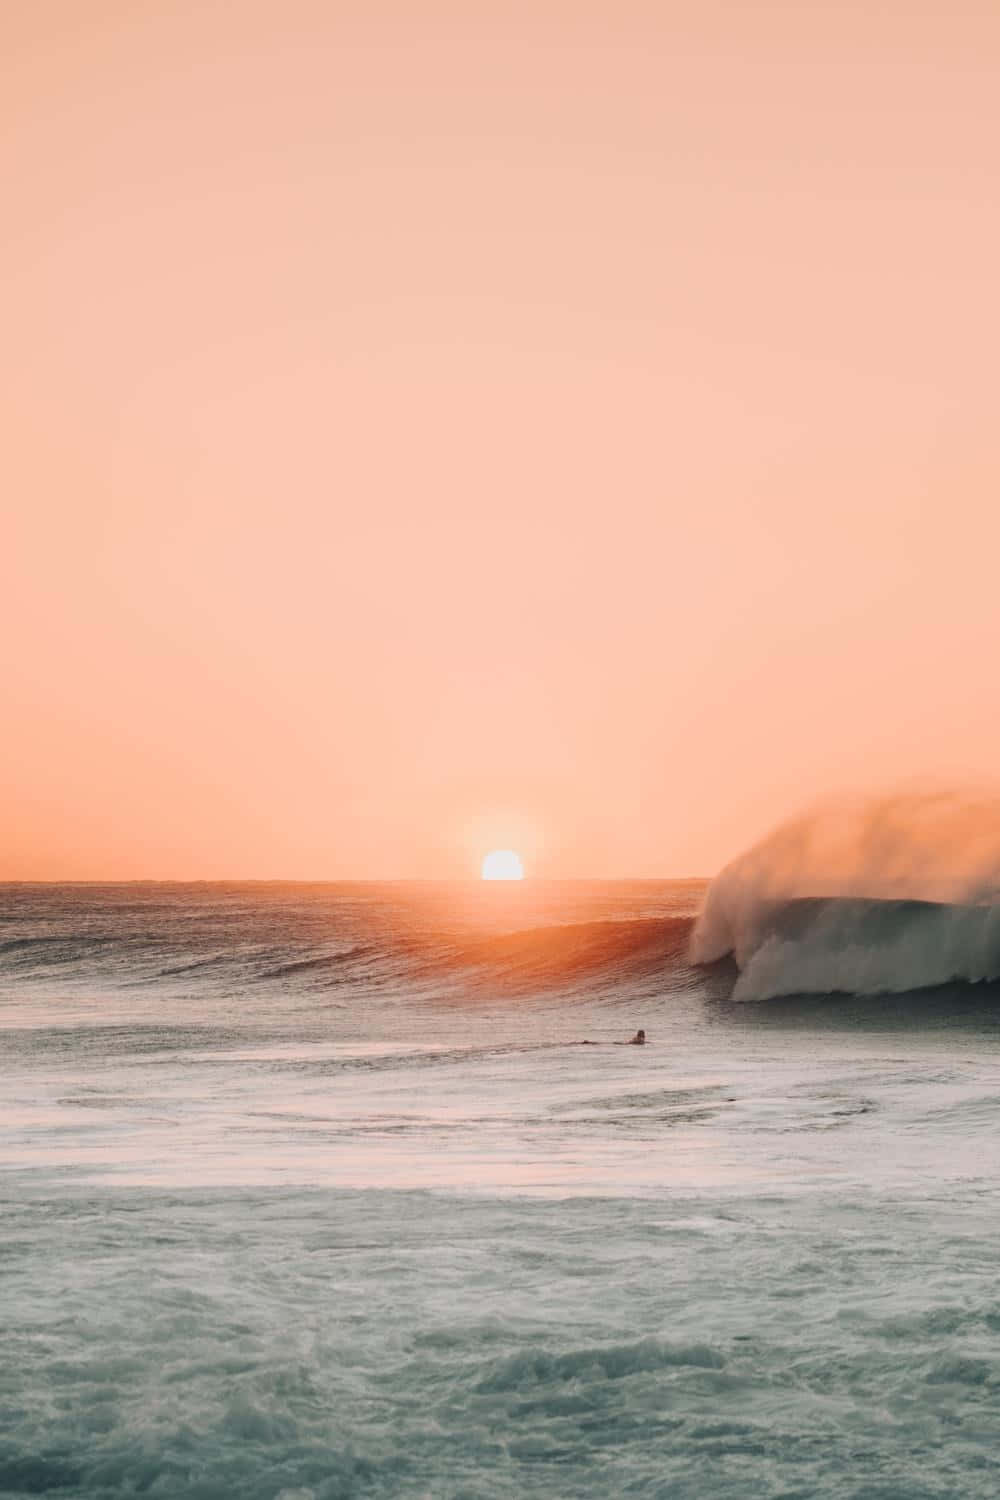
[
  {"xmin": 0, "ymin": 901, "xmax": 700, "ymax": 1003},
  {"xmin": 258, "ymin": 945, "xmax": 378, "ymax": 980},
  {"xmin": 428, "ymin": 916, "xmax": 698, "ymax": 998}
]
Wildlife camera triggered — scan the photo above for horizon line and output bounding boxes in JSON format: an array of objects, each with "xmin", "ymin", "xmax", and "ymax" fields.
[{"xmin": 0, "ymin": 874, "xmax": 714, "ymax": 887}]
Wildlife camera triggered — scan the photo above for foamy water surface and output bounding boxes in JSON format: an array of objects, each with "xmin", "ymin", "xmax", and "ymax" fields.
[{"xmin": 3, "ymin": 882, "xmax": 1000, "ymax": 1498}]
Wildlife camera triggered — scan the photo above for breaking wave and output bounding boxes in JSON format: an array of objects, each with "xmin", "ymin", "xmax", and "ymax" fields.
[
  {"xmin": 692, "ymin": 792, "xmax": 1000, "ymax": 1000},
  {"xmin": 701, "ymin": 895, "xmax": 1000, "ymax": 1001}
]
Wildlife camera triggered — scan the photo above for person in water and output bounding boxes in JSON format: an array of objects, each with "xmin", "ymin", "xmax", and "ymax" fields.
[{"xmin": 580, "ymin": 1029, "xmax": 647, "ymax": 1046}]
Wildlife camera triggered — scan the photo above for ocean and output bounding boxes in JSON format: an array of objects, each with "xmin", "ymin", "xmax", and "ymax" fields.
[{"xmin": 3, "ymin": 879, "xmax": 1000, "ymax": 1499}]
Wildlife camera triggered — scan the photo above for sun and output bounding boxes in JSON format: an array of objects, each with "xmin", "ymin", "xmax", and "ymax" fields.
[{"xmin": 481, "ymin": 849, "xmax": 525, "ymax": 881}]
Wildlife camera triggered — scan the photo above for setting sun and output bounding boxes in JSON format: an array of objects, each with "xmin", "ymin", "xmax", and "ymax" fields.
[{"xmin": 481, "ymin": 850, "xmax": 525, "ymax": 881}]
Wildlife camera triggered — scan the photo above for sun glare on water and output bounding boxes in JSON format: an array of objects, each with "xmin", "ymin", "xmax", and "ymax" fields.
[{"xmin": 481, "ymin": 850, "xmax": 525, "ymax": 881}]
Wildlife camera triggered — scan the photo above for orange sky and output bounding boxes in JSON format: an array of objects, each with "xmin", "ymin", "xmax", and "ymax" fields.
[{"xmin": 3, "ymin": 1, "xmax": 999, "ymax": 879}]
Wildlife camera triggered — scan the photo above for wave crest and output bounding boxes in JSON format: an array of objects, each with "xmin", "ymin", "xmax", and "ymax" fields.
[
  {"xmin": 444, "ymin": 917, "xmax": 695, "ymax": 996},
  {"xmin": 692, "ymin": 793, "xmax": 1000, "ymax": 1000}
]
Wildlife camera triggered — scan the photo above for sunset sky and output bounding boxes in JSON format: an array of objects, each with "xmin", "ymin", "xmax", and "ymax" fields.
[{"xmin": 3, "ymin": 1, "xmax": 999, "ymax": 879}]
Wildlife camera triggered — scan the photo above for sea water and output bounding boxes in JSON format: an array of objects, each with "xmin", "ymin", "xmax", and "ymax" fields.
[{"xmin": 2, "ymin": 881, "xmax": 1000, "ymax": 1498}]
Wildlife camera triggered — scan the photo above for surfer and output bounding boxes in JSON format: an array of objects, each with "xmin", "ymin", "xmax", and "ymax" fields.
[{"xmin": 580, "ymin": 1030, "xmax": 647, "ymax": 1046}]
